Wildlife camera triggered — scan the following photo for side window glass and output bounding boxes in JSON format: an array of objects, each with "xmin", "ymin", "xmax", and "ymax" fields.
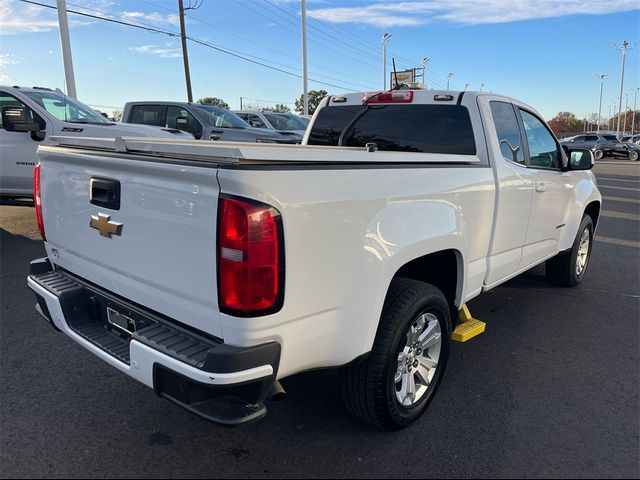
[
  {"xmin": 573, "ymin": 136, "xmax": 585, "ymax": 142},
  {"xmin": 0, "ymin": 92, "xmax": 45, "ymax": 130},
  {"xmin": 130, "ymin": 105, "xmax": 165, "ymax": 126},
  {"xmin": 585, "ymin": 135, "xmax": 598, "ymax": 142},
  {"xmin": 490, "ymin": 101, "xmax": 524, "ymax": 165},
  {"xmin": 247, "ymin": 114, "xmax": 266, "ymax": 128},
  {"xmin": 519, "ymin": 110, "xmax": 560, "ymax": 169}
]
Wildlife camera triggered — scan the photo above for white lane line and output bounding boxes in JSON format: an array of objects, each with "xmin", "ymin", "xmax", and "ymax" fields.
[
  {"xmin": 598, "ymin": 184, "xmax": 639, "ymax": 192},
  {"xmin": 604, "ymin": 196, "xmax": 640, "ymax": 204},
  {"xmin": 595, "ymin": 236, "xmax": 640, "ymax": 248},
  {"xmin": 600, "ymin": 210, "xmax": 640, "ymax": 221},
  {"xmin": 597, "ymin": 176, "xmax": 640, "ymax": 183}
]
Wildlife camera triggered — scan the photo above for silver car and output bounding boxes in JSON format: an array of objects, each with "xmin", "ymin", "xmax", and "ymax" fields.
[
  {"xmin": 233, "ymin": 110, "xmax": 307, "ymax": 142},
  {"xmin": 122, "ymin": 102, "xmax": 298, "ymax": 143}
]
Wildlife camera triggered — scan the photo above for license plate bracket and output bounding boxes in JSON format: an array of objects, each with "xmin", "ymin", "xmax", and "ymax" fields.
[{"xmin": 107, "ymin": 307, "xmax": 137, "ymax": 335}]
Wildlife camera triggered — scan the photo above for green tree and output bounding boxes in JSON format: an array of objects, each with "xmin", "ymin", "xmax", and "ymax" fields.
[
  {"xmin": 197, "ymin": 97, "xmax": 230, "ymax": 109},
  {"xmin": 263, "ymin": 103, "xmax": 291, "ymax": 113},
  {"xmin": 295, "ymin": 90, "xmax": 327, "ymax": 115}
]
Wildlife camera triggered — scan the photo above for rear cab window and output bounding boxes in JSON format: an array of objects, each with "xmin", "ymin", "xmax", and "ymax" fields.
[
  {"xmin": 130, "ymin": 105, "xmax": 166, "ymax": 126},
  {"xmin": 308, "ymin": 104, "xmax": 476, "ymax": 155}
]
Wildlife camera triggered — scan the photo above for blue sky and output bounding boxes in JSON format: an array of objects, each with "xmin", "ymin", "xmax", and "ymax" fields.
[{"xmin": 1, "ymin": 0, "xmax": 639, "ymax": 120}]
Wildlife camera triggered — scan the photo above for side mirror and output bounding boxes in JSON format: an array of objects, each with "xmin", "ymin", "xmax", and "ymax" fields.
[
  {"xmin": 567, "ymin": 149, "xmax": 594, "ymax": 170},
  {"xmin": 2, "ymin": 106, "xmax": 41, "ymax": 133}
]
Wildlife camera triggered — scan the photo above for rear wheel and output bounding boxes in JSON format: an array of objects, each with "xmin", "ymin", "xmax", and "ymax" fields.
[
  {"xmin": 341, "ymin": 278, "xmax": 451, "ymax": 430},
  {"xmin": 594, "ymin": 149, "xmax": 604, "ymax": 159},
  {"xmin": 546, "ymin": 215, "xmax": 594, "ymax": 286},
  {"xmin": 629, "ymin": 150, "xmax": 639, "ymax": 161}
]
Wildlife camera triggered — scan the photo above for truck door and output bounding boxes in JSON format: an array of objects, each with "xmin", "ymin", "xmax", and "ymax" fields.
[
  {"xmin": 517, "ymin": 108, "xmax": 574, "ymax": 266},
  {"xmin": 481, "ymin": 98, "xmax": 534, "ymax": 286},
  {"xmin": 0, "ymin": 90, "xmax": 47, "ymax": 197}
]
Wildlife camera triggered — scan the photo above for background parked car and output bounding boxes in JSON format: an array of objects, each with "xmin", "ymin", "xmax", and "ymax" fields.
[
  {"xmin": 560, "ymin": 133, "xmax": 618, "ymax": 151},
  {"xmin": 122, "ymin": 102, "xmax": 298, "ymax": 144},
  {"xmin": 594, "ymin": 140, "xmax": 640, "ymax": 161},
  {"xmin": 0, "ymin": 85, "xmax": 192, "ymax": 198},
  {"xmin": 233, "ymin": 110, "xmax": 307, "ymax": 141}
]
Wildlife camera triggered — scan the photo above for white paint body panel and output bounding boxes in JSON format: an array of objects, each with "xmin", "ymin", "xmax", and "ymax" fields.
[{"xmin": 33, "ymin": 90, "xmax": 601, "ymax": 382}]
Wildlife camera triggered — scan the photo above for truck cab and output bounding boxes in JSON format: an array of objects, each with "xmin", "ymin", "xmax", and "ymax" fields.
[{"xmin": 0, "ymin": 86, "xmax": 192, "ymax": 198}]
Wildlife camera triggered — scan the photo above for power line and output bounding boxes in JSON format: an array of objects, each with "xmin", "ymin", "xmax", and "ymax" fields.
[{"xmin": 18, "ymin": 0, "xmax": 366, "ymax": 92}]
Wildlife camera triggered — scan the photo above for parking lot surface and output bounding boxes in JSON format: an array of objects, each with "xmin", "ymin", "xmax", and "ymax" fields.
[{"xmin": 1, "ymin": 159, "xmax": 638, "ymax": 479}]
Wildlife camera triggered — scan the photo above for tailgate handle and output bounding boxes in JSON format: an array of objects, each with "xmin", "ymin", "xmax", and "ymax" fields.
[{"xmin": 90, "ymin": 178, "xmax": 121, "ymax": 210}]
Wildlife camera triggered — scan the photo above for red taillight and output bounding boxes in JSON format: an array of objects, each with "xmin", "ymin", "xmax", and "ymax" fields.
[
  {"xmin": 363, "ymin": 90, "xmax": 414, "ymax": 104},
  {"xmin": 218, "ymin": 196, "xmax": 283, "ymax": 316},
  {"xmin": 33, "ymin": 163, "xmax": 45, "ymax": 241}
]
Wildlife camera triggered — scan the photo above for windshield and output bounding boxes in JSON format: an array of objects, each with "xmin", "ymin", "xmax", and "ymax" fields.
[
  {"xmin": 23, "ymin": 90, "xmax": 110, "ymax": 124},
  {"xmin": 193, "ymin": 105, "xmax": 248, "ymax": 128},
  {"xmin": 264, "ymin": 113, "xmax": 307, "ymax": 131}
]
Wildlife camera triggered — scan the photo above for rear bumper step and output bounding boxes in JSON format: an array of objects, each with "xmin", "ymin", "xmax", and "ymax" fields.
[{"xmin": 27, "ymin": 258, "xmax": 280, "ymax": 426}]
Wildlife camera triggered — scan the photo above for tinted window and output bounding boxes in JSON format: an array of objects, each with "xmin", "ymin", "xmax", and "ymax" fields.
[
  {"xmin": 130, "ymin": 105, "xmax": 165, "ymax": 126},
  {"xmin": 585, "ymin": 135, "xmax": 598, "ymax": 142},
  {"xmin": 490, "ymin": 101, "xmax": 524, "ymax": 165},
  {"xmin": 166, "ymin": 105, "xmax": 201, "ymax": 136},
  {"xmin": 603, "ymin": 135, "xmax": 617, "ymax": 141},
  {"xmin": 247, "ymin": 114, "xmax": 267, "ymax": 128},
  {"xmin": 23, "ymin": 90, "xmax": 109, "ymax": 124},
  {"xmin": 519, "ymin": 109, "xmax": 560, "ymax": 169},
  {"xmin": 308, "ymin": 104, "xmax": 476, "ymax": 155},
  {"xmin": 573, "ymin": 136, "xmax": 585, "ymax": 142},
  {"xmin": 0, "ymin": 91, "xmax": 45, "ymax": 130}
]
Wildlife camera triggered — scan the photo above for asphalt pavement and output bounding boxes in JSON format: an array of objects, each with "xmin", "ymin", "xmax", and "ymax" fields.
[{"xmin": 1, "ymin": 159, "xmax": 638, "ymax": 478}]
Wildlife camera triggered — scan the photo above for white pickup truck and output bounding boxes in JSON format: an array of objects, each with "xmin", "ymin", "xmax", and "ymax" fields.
[
  {"xmin": 0, "ymin": 86, "xmax": 191, "ymax": 198},
  {"xmin": 27, "ymin": 89, "xmax": 601, "ymax": 430}
]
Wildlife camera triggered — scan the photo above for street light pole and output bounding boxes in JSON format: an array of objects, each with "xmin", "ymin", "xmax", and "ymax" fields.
[
  {"xmin": 632, "ymin": 87, "xmax": 639, "ymax": 136},
  {"xmin": 420, "ymin": 57, "xmax": 430, "ymax": 88},
  {"xmin": 608, "ymin": 105, "xmax": 612, "ymax": 131},
  {"xmin": 382, "ymin": 33, "xmax": 392, "ymax": 90},
  {"xmin": 609, "ymin": 40, "xmax": 638, "ymax": 138},
  {"xmin": 480, "ymin": 83, "xmax": 486, "ymax": 91},
  {"xmin": 595, "ymin": 74, "xmax": 607, "ymax": 134},
  {"xmin": 301, "ymin": 0, "xmax": 308, "ymax": 115},
  {"xmin": 464, "ymin": 83, "xmax": 470, "ymax": 91},
  {"xmin": 446, "ymin": 73, "xmax": 454, "ymax": 90},
  {"xmin": 623, "ymin": 93, "xmax": 629, "ymax": 135}
]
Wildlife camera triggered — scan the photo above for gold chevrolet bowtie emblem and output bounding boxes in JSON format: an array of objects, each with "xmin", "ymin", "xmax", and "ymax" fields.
[{"xmin": 90, "ymin": 213, "xmax": 123, "ymax": 237}]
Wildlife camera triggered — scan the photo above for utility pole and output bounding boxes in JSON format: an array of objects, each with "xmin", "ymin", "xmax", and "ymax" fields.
[
  {"xmin": 178, "ymin": 0, "xmax": 193, "ymax": 102},
  {"xmin": 480, "ymin": 83, "xmax": 487, "ymax": 92},
  {"xmin": 446, "ymin": 73, "xmax": 454, "ymax": 90},
  {"xmin": 56, "ymin": 0, "xmax": 77, "ymax": 98},
  {"xmin": 632, "ymin": 87, "xmax": 638, "ymax": 136},
  {"xmin": 240, "ymin": 97, "xmax": 243, "ymax": 110},
  {"xmin": 610, "ymin": 40, "xmax": 638, "ymax": 138},
  {"xmin": 301, "ymin": 0, "xmax": 309, "ymax": 115},
  {"xmin": 595, "ymin": 74, "xmax": 607, "ymax": 133},
  {"xmin": 608, "ymin": 105, "xmax": 612, "ymax": 131},
  {"xmin": 464, "ymin": 83, "xmax": 470, "ymax": 91},
  {"xmin": 382, "ymin": 33, "xmax": 392, "ymax": 90}
]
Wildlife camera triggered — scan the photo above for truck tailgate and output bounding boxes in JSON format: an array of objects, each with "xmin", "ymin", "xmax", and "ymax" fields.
[{"xmin": 37, "ymin": 147, "xmax": 223, "ymax": 338}]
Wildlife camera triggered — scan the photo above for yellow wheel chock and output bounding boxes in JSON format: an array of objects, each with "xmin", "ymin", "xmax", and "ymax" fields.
[{"xmin": 451, "ymin": 304, "xmax": 486, "ymax": 342}]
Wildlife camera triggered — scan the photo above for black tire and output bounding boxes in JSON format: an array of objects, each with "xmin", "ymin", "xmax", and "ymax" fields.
[
  {"xmin": 546, "ymin": 215, "xmax": 594, "ymax": 287},
  {"xmin": 341, "ymin": 278, "xmax": 451, "ymax": 430},
  {"xmin": 594, "ymin": 149, "xmax": 604, "ymax": 160},
  {"xmin": 629, "ymin": 150, "xmax": 639, "ymax": 161}
]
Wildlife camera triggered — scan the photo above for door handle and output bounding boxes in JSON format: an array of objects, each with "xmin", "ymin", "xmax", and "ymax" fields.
[{"xmin": 535, "ymin": 183, "xmax": 547, "ymax": 193}]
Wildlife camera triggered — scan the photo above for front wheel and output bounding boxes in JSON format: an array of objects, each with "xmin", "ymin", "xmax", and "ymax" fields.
[
  {"xmin": 341, "ymin": 279, "xmax": 451, "ymax": 430},
  {"xmin": 546, "ymin": 215, "xmax": 594, "ymax": 286},
  {"xmin": 629, "ymin": 150, "xmax": 639, "ymax": 161},
  {"xmin": 594, "ymin": 149, "xmax": 604, "ymax": 160}
]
